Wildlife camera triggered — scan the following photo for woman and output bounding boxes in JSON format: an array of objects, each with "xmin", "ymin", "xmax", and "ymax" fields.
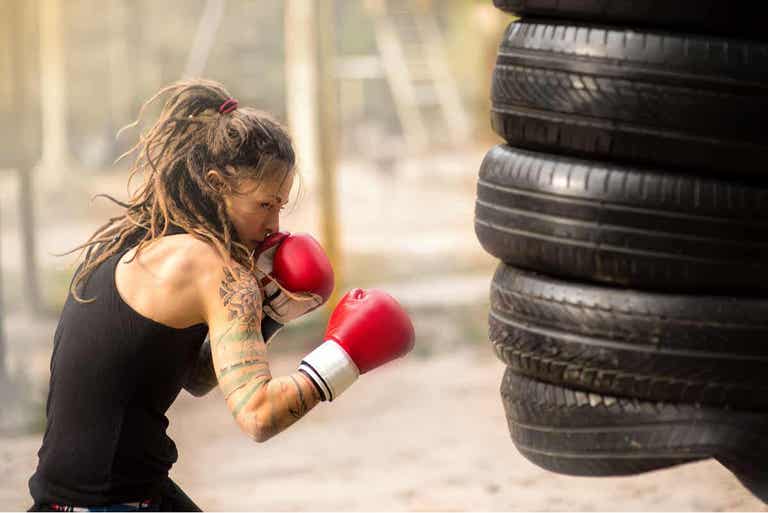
[{"xmin": 27, "ymin": 79, "xmax": 414, "ymax": 511}]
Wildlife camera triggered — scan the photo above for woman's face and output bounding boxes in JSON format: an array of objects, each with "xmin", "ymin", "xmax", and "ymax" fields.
[{"xmin": 220, "ymin": 166, "xmax": 295, "ymax": 251}]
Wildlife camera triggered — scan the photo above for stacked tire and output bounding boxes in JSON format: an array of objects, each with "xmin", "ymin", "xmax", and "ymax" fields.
[{"xmin": 475, "ymin": 1, "xmax": 768, "ymax": 503}]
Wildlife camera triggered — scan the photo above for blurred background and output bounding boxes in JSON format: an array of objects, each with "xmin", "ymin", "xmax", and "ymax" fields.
[{"xmin": 0, "ymin": 0, "xmax": 762, "ymax": 510}]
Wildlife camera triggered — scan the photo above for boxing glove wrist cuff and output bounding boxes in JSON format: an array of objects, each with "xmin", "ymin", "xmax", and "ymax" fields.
[{"xmin": 298, "ymin": 340, "xmax": 359, "ymax": 401}]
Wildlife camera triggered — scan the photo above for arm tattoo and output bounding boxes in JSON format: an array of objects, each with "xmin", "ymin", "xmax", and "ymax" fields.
[
  {"xmin": 222, "ymin": 369, "xmax": 271, "ymax": 400},
  {"xmin": 289, "ymin": 375, "xmax": 308, "ymax": 419},
  {"xmin": 213, "ymin": 265, "xmax": 321, "ymax": 440},
  {"xmin": 219, "ymin": 267, "xmax": 263, "ymax": 334},
  {"xmin": 231, "ymin": 376, "xmax": 272, "ymax": 418}
]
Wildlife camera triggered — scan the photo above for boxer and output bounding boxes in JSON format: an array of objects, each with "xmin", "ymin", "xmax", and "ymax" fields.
[{"xmin": 27, "ymin": 79, "xmax": 414, "ymax": 512}]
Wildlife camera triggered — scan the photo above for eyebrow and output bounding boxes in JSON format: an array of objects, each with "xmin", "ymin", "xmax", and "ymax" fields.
[{"xmin": 253, "ymin": 195, "xmax": 286, "ymax": 204}]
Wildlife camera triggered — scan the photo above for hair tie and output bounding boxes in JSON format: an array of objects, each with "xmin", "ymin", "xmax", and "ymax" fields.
[{"xmin": 219, "ymin": 98, "xmax": 238, "ymax": 114}]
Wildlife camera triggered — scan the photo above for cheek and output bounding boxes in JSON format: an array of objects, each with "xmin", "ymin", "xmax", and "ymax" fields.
[{"xmin": 230, "ymin": 212, "xmax": 267, "ymax": 237}]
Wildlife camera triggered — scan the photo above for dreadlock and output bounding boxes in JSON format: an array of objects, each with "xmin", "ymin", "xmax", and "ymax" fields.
[{"xmin": 61, "ymin": 78, "xmax": 296, "ymax": 303}]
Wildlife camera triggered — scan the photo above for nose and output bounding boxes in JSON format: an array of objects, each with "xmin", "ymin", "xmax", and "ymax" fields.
[{"xmin": 266, "ymin": 209, "xmax": 280, "ymax": 235}]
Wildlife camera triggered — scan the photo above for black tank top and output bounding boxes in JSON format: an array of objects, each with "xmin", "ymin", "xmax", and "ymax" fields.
[{"xmin": 29, "ymin": 232, "xmax": 208, "ymax": 506}]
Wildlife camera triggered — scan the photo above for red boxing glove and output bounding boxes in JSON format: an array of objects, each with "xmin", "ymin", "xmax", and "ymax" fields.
[
  {"xmin": 273, "ymin": 234, "xmax": 335, "ymax": 302},
  {"xmin": 298, "ymin": 288, "xmax": 415, "ymax": 401},
  {"xmin": 255, "ymin": 232, "xmax": 335, "ymax": 325},
  {"xmin": 326, "ymin": 288, "xmax": 414, "ymax": 374}
]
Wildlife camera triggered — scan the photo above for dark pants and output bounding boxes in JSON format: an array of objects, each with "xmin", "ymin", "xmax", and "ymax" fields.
[{"xmin": 28, "ymin": 477, "xmax": 202, "ymax": 512}]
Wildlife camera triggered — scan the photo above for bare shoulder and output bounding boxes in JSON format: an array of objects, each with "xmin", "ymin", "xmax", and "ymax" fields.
[
  {"xmin": 115, "ymin": 234, "xmax": 233, "ymax": 329},
  {"xmin": 182, "ymin": 237, "xmax": 252, "ymax": 291},
  {"xmin": 126, "ymin": 235, "xmax": 223, "ymax": 282},
  {"xmin": 120, "ymin": 234, "xmax": 263, "ymax": 329},
  {"xmin": 181, "ymin": 236, "xmax": 227, "ymax": 277},
  {"xmin": 173, "ymin": 236, "xmax": 234, "ymax": 301},
  {"xmin": 180, "ymin": 237, "xmax": 264, "ymax": 326}
]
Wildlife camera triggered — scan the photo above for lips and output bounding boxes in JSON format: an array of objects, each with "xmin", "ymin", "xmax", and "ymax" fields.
[{"xmin": 253, "ymin": 232, "xmax": 290, "ymax": 253}]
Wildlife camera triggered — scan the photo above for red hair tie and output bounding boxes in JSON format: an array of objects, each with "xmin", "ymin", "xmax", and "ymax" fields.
[{"xmin": 219, "ymin": 98, "xmax": 238, "ymax": 114}]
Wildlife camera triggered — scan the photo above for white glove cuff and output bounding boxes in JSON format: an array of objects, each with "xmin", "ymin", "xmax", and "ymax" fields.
[{"xmin": 298, "ymin": 340, "xmax": 359, "ymax": 401}]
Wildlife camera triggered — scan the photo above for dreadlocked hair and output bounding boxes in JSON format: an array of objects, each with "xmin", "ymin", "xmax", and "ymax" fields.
[{"xmin": 61, "ymin": 78, "xmax": 296, "ymax": 303}]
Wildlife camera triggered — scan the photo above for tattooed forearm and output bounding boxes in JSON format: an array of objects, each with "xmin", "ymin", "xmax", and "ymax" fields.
[
  {"xmin": 225, "ymin": 369, "xmax": 322, "ymax": 440},
  {"xmin": 244, "ymin": 372, "xmax": 321, "ymax": 441},
  {"xmin": 221, "ymin": 369, "xmax": 271, "ymax": 400},
  {"xmin": 218, "ymin": 359, "xmax": 268, "ymax": 379},
  {"xmin": 289, "ymin": 375, "xmax": 308, "ymax": 419},
  {"xmin": 231, "ymin": 374, "xmax": 272, "ymax": 418}
]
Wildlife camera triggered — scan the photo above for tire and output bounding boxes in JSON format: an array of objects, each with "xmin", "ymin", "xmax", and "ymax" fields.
[
  {"xmin": 474, "ymin": 145, "xmax": 768, "ymax": 294},
  {"xmin": 493, "ymin": 1, "xmax": 768, "ymax": 39},
  {"xmin": 717, "ymin": 458, "xmax": 768, "ymax": 505},
  {"xmin": 490, "ymin": 20, "xmax": 768, "ymax": 176},
  {"xmin": 489, "ymin": 264, "xmax": 768, "ymax": 409},
  {"xmin": 501, "ymin": 369, "xmax": 768, "ymax": 477}
]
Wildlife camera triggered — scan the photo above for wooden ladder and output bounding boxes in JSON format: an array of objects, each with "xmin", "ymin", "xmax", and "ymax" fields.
[{"xmin": 365, "ymin": 0, "xmax": 470, "ymax": 153}]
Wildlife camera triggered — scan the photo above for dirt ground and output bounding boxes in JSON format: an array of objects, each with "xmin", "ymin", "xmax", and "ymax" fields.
[{"xmin": 1, "ymin": 344, "xmax": 766, "ymax": 512}]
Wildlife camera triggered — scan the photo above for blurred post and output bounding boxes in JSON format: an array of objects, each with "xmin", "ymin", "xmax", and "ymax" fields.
[
  {"xmin": 0, "ymin": 206, "xmax": 5, "ymax": 384},
  {"xmin": 18, "ymin": 170, "xmax": 43, "ymax": 316},
  {"xmin": 109, "ymin": 0, "xmax": 132, "ymax": 134},
  {"xmin": 285, "ymin": 0, "xmax": 342, "ymax": 306},
  {"xmin": 38, "ymin": 0, "xmax": 70, "ymax": 186},
  {"xmin": 284, "ymin": 0, "xmax": 320, "ymax": 190},
  {"xmin": 183, "ymin": 0, "xmax": 225, "ymax": 78},
  {"xmin": 315, "ymin": 0, "xmax": 342, "ymax": 307},
  {"xmin": 0, "ymin": 3, "xmax": 9, "ymax": 382},
  {"xmin": 12, "ymin": 0, "xmax": 44, "ymax": 316}
]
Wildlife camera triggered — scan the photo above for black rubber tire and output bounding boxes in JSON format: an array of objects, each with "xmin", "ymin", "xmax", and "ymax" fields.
[
  {"xmin": 493, "ymin": 1, "xmax": 768, "ymax": 40},
  {"xmin": 501, "ymin": 369, "xmax": 768, "ymax": 477},
  {"xmin": 475, "ymin": 145, "xmax": 768, "ymax": 294},
  {"xmin": 718, "ymin": 457, "xmax": 768, "ymax": 505},
  {"xmin": 490, "ymin": 20, "xmax": 768, "ymax": 177},
  {"xmin": 489, "ymin": 264, "xmax": 768, "ymax": 409}
]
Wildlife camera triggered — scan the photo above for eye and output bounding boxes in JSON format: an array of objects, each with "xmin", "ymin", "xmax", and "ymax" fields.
[{"xmin": 259, "ymin": 202, "xmax": 272, "ymax": 209}]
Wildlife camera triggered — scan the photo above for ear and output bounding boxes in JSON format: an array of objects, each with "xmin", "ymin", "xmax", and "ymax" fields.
[{"xmin": 205, "ymin": 169, "xmax": 227, "ymax": 194}]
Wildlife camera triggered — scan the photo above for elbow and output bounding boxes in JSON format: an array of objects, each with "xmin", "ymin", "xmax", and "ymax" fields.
[
  {"xmin": 248, "ymin": 422, "xmax": 278, "ymax": 443},
  {"xmin": 237, "ymin": 411, "xmax": 277, "ymax": 443},
  {"xmin": 249, "ymin": 427, "xmax": 273, "ymax": 444}
]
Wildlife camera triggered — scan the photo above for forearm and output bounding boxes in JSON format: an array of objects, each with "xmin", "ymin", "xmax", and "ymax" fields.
[{"xmin": 231, "ymin": 370, "xmax": 322, "ymax": 442}]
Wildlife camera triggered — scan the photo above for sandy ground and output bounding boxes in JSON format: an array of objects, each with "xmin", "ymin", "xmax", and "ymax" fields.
[{"xmin": 1, "ymin": 344, "xmax": 766, "ymax": 512}]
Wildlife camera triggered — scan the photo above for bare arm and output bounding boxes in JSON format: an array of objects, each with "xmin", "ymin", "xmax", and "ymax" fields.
[
  {"xmin": 203, "ymin": 262, "xmax": 322, "ymax": 442},
  {"xmin": 183, "ymin": 318, "xmax": 284, "ymax": 398}
]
